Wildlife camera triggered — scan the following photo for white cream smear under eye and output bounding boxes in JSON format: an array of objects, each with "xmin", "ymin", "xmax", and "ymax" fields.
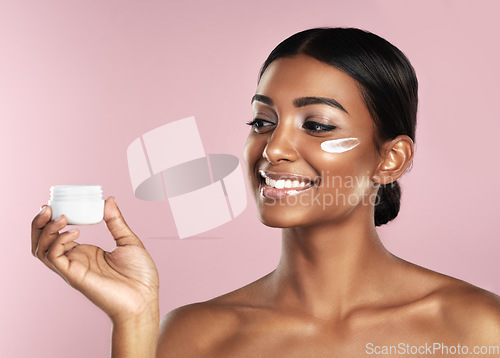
[{"xmin": 320, "ymin": 137, "xmax": 360, "ymax": 153}]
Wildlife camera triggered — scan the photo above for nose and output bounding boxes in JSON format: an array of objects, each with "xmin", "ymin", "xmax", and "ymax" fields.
[{"xmin": 262, "ymin": 123, "xmax": 299, "ymax": 165}]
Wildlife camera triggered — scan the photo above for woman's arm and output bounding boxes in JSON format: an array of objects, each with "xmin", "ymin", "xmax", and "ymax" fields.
[
  {"xmin": 111, "ymin": 308, "xmax": 160, "ymax": 358},
  {"xmin": 31, "ymin": 197, "xmax": 160, "ymax": 358}
]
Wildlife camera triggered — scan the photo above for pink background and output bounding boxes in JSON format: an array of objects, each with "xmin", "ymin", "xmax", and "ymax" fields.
[{"xmin": 2, "ymin": 0, "xmax": 499, "ymax": 356}]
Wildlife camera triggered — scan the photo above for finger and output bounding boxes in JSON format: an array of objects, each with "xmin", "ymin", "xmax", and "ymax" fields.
[
  {"xmin": 31, "ymin": 205, "xmax": 52, "ymax": 257},
  {"xmin": 35, "ymin": 214, "xmax": 68, "ymax": 265},
  {"xmin": 63, "ymin": 241, "xmax": 79, "ymax": 252},
  {"xmin": 103, "ymin": 197, "xmax": 144, "ymax": 248},
  {"xmin": 46, "ymin": 228, "xmax": 80, "ymax": 275}
]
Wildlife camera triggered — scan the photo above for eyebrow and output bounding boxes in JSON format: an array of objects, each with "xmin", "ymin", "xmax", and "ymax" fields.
[
  {"xmin": 251, "ymin": 94, "xmax": 274, "ymax": 107},
  {"xmin": 251, "ymin": 94, "xmax": 348, "ymax": 114},
  {"xmin": 294, "ymin": 96, "xmax": 348, "ymax": 113}
]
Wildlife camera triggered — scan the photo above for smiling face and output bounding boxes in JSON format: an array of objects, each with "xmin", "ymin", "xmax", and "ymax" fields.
[{"xmin": 244, "ymin": 55, "xmax": 385, "ymax": 228}]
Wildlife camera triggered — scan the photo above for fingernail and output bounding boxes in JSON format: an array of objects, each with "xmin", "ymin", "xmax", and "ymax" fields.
[
  {"xmin": 69, "ymin": 229, "xmax": 77, "ymax": 234},
  {"xmin": 54, "ymin": 215, "xmax": 63, "ymax": 222},
  {"xmin": 38, "ymin": 206, "xmax": 47, "ymax": 216}
]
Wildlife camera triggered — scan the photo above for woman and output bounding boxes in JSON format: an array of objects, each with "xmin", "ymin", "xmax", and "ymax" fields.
[{"xmin": 31, "ymin": 28, "xmax": 500, "ymax": 357}]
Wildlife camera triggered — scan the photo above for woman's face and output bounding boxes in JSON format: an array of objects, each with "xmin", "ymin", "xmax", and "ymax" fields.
[{"xmin": 244, "ymin": 55, "xmax": 383, "ymax": 228}]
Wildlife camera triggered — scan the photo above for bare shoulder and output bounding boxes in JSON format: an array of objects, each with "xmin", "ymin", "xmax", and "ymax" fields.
[
  {"xmin": 445, "ymin": 283, "xmax": 500, "ymax": 341},
  {"xmin": 156, "ymin": 299, "xmax": 240, "ymax": 357},
  {"xmin": 157, "ymin": 277, "xmax": 270, "ymax": 357},
  {"xmin": 425, "ymin": 274, "xmax": 500, "ymax": 343}
]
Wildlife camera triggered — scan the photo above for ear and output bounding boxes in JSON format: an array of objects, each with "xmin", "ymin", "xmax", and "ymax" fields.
[{"xmin": 373, "ymin": 135, "xmax": 414, "ymax": 185}]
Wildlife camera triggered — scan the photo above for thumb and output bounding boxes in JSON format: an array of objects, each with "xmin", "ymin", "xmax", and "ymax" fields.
[{"xmin": 104, "ymin": 196, "xmax": 144, "ymax": 248}]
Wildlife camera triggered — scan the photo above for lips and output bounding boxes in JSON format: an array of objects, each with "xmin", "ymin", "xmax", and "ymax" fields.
[{"xmin": 258, "ymin": 170, "xmax": 316, "ymax": 199}]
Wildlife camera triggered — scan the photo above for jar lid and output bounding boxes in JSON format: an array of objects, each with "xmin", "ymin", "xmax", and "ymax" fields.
[{"xmin": 50, "ymin": 185, "xmax": 103, "ymax": 201}]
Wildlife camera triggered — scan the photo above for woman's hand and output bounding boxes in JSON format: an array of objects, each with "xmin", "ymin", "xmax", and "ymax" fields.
[{"xmin": 31, "ymin": 197, "xmax": 159, "ymax": 324}]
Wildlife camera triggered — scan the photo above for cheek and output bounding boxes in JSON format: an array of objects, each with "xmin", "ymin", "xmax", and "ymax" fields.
[
  {"xmin": 315, "ymin": 137, "xmax": 366, "ymax": 181},
  {"xmin": 306, "ymin": 142, "xmax": 376, "ymax": 195}
]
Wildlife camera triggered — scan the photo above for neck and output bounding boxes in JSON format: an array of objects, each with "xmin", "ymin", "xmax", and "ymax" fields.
[{"xmin": 271, "ymin": 214, "xmax": 396, "ymax": 320}]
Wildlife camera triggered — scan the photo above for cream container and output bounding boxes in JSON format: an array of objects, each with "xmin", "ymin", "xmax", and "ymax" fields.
[{"xmin": 49, "ymin": 185, "xmax": 104, "ymax": 225}]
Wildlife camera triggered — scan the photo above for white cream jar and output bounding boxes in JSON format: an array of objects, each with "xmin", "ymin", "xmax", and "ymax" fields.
[{"xmin": 48, "ymin": 185, "xmax": 104, "ymax": 225}]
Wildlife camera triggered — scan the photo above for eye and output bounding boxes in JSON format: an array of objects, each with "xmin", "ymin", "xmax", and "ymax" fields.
[
  {"xmin": 246, "ymin": 118, "xmax": 275, "ymax": 133},
  {"xmin": 302, "ymin": 121, "xmax": 337, "ymax": 133}
]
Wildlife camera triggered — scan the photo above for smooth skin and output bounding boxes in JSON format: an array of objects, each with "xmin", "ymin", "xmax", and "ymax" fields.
[{"xmin": 32, "ymin": 55, "xmax": 500, "ymax": 357}]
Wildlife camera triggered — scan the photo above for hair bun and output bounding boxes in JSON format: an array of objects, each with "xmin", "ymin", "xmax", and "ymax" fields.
[{"xmin": 374, "ymin": 181, "xmax": 401, "ymax": 226}]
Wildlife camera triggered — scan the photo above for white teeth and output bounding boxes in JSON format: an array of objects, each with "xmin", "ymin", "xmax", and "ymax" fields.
[
  {"xmin": 275, "ymin": 180, "xmax": 285, "ymax": 189},
  {"xmin": 263, "ymin": 176, "xmax": 311, "ymax": 189}
]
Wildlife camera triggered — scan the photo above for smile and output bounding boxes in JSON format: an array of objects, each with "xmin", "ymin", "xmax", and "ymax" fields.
[{"xmin": 258, "ymin": 170, "xmax": 315, "ymax": 199}]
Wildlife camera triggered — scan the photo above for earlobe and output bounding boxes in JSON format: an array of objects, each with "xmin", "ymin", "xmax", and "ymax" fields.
[{"xmin": 374, "ymin": 135, "xmax": 414, "ymax": 185}]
